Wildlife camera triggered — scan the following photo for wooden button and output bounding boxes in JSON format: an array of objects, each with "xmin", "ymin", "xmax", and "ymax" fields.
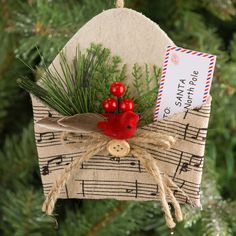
[{"xmin": 106, "ymin": 140, "xmax": 130, "ymax": 157}]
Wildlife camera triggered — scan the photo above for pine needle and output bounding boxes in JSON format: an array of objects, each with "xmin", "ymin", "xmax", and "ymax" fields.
[
  {"xmin": 18, "ymin": 43, "xmax": 161, "ymax": 123},
  {"xmin": 18, "ymin": 43, "xmax": 122, "ymax": 116}
]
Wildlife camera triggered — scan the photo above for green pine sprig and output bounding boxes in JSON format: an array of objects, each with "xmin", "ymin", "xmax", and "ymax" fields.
[
  {"xmin": 18, "ymin": 43, "xmax": 161, "ymax": 123},
  {"xmin": 132, "ymin": 64, "xmax": 161, "ymax": 124},
  {"xmin": 18, "ymin": 44, "xmax": 119, "ymax": 115}
]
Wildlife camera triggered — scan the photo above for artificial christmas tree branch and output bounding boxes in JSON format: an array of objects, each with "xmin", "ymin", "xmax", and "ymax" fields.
[
  {"xmin": 18, "ymin": 43, "xmax": 160, "ymax": 124},
  {"xmin": 84, "ymin": 202, "xmax": 127, "ymax": 236},
  {"xmin": 18, "ymin": 44, "xmax": 114, "ymax": 115}
]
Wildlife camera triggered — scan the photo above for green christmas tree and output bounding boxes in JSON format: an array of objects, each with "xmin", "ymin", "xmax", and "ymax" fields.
[{"xmin": 0, "ymin": 0, "xmax": 236, "ymax": 235}]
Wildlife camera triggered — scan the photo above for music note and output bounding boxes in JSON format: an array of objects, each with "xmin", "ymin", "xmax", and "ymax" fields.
[
  {"xmin": 173, "ymin": 180, "xmax": 186, "ymax": 197},
  {"xmin": 179, "ymin": 162, "xmax": 190, "ymax": 174},
  {"xmin": 138, "ymin": 160, "xmax": 141, "ymax": 173},
  {"xmin": 129, "ymin": 160, "xmax": 142, "ymax": 173},
  {"xmin": 193, "ymin": 107, "xmax": 201, "ymax": 112},
  {"xmin": 189, "ymin": 155, "xmax": 203, "ymax": 168},
  {"xmin": 183, "ymin": 124, "xmax": 190, "ymax": 140},
  {"xmin": 183, "ymin": 110, "xmax": 189, "ymax": 119},
  {"xmin": 81, "ymin": 180, "xmax": 85, "ymax": 197},
  {"xmin": 150, "ymin": 185, "xmax": 159, "ymax": 196},
  {"xmin": 125, "ymin": 180, "xmax": 138, "ymax": 198},
  {"xmin": 110, "ymin": 157, "xmax": 121, "ymax": 163},
  {"xmin": 42, "ymin": 166, "xmax": 49, "ymax": 175},
  {"xmin": 126, "ymin": 189, "xmax": 134, "ymax": 193},
  {"xmin": 185, "ymin": 197, "xmax": 189, "ymax": 204},
  {"xmin": 179, "ymin": 180, "xmax": 186, "ymax": 188},
  {"xmin": 173, "ymin": 151, "xmax": 184, "ymax": 179},
  {"xmin": 41, "ymin": 155, "xmax": 63, "ymax": 175},
  {"xmin": 70, "ymin": 156, "xmax": 74, "ymax": 163},
  {"xmin": 37, "ymin": 132, "xmax": 55, "ymax": 143},
  {"xmin": 191, "ymin": 128, "xmax": 207, "ymax": 141},
  {"xmin": 65, "ymin": 184, "xmax": 69, "ymax": 198}
]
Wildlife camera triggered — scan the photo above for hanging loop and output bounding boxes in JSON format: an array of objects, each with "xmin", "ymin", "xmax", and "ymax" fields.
[{"xmin": 116, "ymin": 0, "xmax": 124, "ymax": 8}]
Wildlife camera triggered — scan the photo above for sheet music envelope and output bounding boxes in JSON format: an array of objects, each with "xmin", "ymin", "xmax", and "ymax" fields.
[{"xmin": 32, "ymin": 96, "xmax": 211, "ymax": 207}]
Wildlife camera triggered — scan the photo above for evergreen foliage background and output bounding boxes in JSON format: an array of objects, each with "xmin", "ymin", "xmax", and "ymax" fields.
[{"xmin": 0, "ymin": 0, "xmax": 236, "ymax": 235}]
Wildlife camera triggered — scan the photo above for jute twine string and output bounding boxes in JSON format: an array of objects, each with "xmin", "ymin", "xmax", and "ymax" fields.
[
  {"xmin": 131, "ymin": 147, "xmax": 182, "ymax": 229},
  {"xmin": 131, "ymin": 129, "xmax": 176, "ymax": 149},
  {"xmin": 116, "ymin": 0, "xmax": 124, "ymax": 8},
  {"xmin": 165, "ymin": 185, "xmax": 183, "ymax": 222},
  {"xmin": 42, "ymin": 129, "xmax": 192, "ymax": 229},
  {"xmin": 42, "ymin": 139, "xmax": 108, "ymax": 215}
]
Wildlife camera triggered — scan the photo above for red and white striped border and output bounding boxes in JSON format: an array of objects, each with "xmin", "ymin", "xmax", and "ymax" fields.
[
  {"xmin": 154, "ymin": 46, "xmax": 216, "ymax": 121},
  {"xmin": 202, "ymin": 57, "xmax": 216, "ymax": 103}
]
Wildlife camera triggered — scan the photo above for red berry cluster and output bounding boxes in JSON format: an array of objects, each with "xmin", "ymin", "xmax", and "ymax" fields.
[{"xmin": 102, "ymin": 82, "xmax": 135, "ymax": 113}]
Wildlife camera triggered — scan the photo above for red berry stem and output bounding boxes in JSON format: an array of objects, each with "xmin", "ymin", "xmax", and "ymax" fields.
[{"xmin": 117, "ymin": 96, "xmax": 121, "ymax": 113}]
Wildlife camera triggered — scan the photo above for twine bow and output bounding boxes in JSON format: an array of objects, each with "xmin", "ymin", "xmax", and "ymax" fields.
[{"xmin": 42, "ymin": 124, "xmax": 194, "ymax": 229}]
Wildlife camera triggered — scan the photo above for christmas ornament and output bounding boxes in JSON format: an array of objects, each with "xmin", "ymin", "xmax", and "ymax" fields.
[{"xmin": 19, "ymin": 0, "xmax": 216, "ymax": 230}]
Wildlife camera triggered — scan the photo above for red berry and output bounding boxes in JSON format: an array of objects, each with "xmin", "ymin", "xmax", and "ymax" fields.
[
  {"xmin": 102, "ymin": 98, "xmax": 118, "ymax": 113},
  {"xmin": 119, "ymin": 99, "xmax": 135, "ymax": 112},
  {"xmin": 110, "ymin": 82, "xmax": 126, "ymax": 97}
]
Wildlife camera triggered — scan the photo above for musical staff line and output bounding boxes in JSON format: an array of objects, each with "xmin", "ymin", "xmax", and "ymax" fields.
[
  {"xmin": 39, "ymin": 154, "xmax": 144, "ymax": 175},
  {"xmin": 76, "ymin": 176, "xmax": 200, "ymax": 194},
  {"xmin": 74, "ymin": 179, "xmax": 200, "ymax": 201},
  {"xmin": 143, "ymin": 120, "xmax": 208, "ymax": 145},
  {"xmin": 33, "ymin": 106, "xmax": 61, "ymax": 121},
  {"xmin": 35, "ymin": 132, "xmax": 90, "ymax": 147},
  {"xmin": 43, "ymin": 182, "xmax": 67, "ymax": 196},
  {"xmin": 35, "ymin": 132, "xmax": 60, "ymax": 146},
  {"xmin": 159, "ymin": 120, "xmax": 207, "ymax": 142},
  {"xmin": 39, "ymin": 151, "xmax": 84, "ymax": 175},
  {"xmin": 42, "ymin": 177, "xmax": 200, "ymax": 202},
  {"xmin": 133, "ymin": 144, "xmax": 204, "ymax": 172},
  {"xmin": 183, "ymin": 109, "xmax": 210, "ymax": 119}
]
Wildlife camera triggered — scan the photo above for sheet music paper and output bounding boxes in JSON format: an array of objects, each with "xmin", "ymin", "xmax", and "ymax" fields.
[{"xmin": 32, "ymin": 97, "xmax": 211, "ymax": 207}]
